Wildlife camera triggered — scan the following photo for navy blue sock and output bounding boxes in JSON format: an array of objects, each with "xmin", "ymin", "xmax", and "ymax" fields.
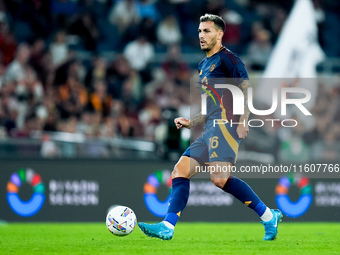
[
  {"xmin": 164, "ymin": 177, "xmax": 190, "ymax": 226},
  {"xmin": 222, "ymin": 176, "xmax": 266, "ymax": 217}
]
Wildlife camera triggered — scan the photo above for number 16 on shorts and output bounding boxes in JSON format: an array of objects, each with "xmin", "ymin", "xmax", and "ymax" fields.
[{"xmin": 209, "ymin": 136, "xmax": 219, "ymax": 150}]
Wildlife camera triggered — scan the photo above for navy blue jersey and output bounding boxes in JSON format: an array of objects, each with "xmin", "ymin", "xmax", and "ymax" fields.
[{"xmin": 198, "ymin": 46, "xmax": 249, "ymax": 122}]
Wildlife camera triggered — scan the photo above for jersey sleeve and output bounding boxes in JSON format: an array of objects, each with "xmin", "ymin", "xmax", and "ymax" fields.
[
  {"xmin": 232, "ymin": 62, "xmax": 249, "ymax": 79},
  {"xmin": 219, "ymin": 52, "xmax": 249, "ymax": 85}
]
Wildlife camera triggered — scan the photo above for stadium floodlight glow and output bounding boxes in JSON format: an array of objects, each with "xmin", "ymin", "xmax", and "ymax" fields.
[
  {"xmin": 7, "ymin": 169, "xmax": 45, "ymax": 217},
  {"xmin": 143, "ymin": 170, "xmax": 172, "ymax": 217}
]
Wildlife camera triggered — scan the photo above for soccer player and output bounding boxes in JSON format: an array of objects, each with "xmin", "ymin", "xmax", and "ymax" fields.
[{"xmin": 139, "ymin": 14, "xmax": 282, "ymax": 241}]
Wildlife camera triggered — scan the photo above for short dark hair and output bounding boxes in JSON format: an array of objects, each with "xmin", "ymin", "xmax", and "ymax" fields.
[{"xmin": 199, "ymin": 14, "xmax": 225, "ymax": 33}]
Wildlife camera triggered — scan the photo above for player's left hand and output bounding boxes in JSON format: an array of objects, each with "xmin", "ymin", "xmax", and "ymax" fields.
[{"xmin": 236, "ymin": 124, "xmax": 249, "ymax": 139}]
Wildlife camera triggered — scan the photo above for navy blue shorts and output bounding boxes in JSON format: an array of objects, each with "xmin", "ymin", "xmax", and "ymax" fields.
[{"xmin": 182, "ymin": 120, "xmax": 242, "ymax": 165}]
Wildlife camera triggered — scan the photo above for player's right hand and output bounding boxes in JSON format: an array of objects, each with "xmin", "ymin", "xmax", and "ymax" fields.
[{"xmin": 174, "ymin": 117, "xmax": 190, "ymax": 129}]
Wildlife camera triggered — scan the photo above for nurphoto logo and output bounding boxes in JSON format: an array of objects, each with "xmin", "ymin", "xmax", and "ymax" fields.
[{"xmin": 200, "ymin": 82, "xmax": 312, "ymax": 128}]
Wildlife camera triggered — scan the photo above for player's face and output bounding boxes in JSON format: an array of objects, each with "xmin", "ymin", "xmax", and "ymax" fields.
[{"xmin": 198, "ymin": 21, "xmax": 220, "ymax": 52}]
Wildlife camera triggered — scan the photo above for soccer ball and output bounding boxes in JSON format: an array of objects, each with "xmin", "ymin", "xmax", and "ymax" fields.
[{"xmin": 106, "ymin": 206, "xmax": 137, "ymax": 236}]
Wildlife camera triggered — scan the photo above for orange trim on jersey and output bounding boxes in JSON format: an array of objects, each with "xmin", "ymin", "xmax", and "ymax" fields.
[
  {"xmin": 217, "ymin": 46, "xmax": 225, "ymax": 54},
  {"xmin": 208, "ymin": 46, "xmax": 226, "ymax": 58},
  {"xmin": 220, "ymin": 95, "xmax": 228, "ymax": 123},
  {"xmin": 217, "ymin": 123, "xmax": 239, "ymax": 163},
  {"xmin": 217, "ymin": 95, "xmax": 239, "ymax": 162}
]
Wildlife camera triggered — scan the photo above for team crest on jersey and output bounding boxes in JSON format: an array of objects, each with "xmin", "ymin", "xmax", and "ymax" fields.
[{"xmin": 209, "ymin": 64, "xmax": 215, "ymax": 72}]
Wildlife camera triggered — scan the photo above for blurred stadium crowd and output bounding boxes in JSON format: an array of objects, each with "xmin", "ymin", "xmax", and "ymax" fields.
[{"xmin": 0, "ymin": 0, "xmax": 339, "ymax": 157}]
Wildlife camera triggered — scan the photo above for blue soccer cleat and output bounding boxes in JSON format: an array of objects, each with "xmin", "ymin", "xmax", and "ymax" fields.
[
  {"xmin": 262, "ymin": 209, "xmax": 283, "ymax": 241},
  {"xmin": 138, "ymin": 222, "xmax": 174, "ymax": 240}
]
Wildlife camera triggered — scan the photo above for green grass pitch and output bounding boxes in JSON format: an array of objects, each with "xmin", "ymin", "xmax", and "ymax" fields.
[{"xmin": 1, "ymin": 222, "xmax": 339, "ymax": 254}]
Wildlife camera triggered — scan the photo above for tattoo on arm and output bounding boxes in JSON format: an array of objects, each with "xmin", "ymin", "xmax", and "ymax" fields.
[
  {"xmin": 240, "ymin": 80, "xmax": 252, "ymax": 122},
  {"xmin": 190, "ymin": 112, "xmax": 205, "ymax": 128}
]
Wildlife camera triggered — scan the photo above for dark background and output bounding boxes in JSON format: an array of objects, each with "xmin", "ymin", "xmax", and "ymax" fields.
[{"xmin": 1, "ymin": 159, "xmax": 339, "ymax": 222}]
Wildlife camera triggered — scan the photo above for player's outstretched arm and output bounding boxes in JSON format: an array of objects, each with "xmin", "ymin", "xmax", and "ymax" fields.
[
  {"xmin": 174, "ymin": 112, "xmax": 205, "ymax": 129},
  {"xmin": 237, "ymin": 80, "xmax": 251, "ymax": 139}
]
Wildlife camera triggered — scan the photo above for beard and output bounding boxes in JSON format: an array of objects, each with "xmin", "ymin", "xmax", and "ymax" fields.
[
  {"xmin": 200, "ymin": 37, "xmax": 217, "ymax": 52},
  {"xmin": 201, "ymin": 46, "xmax": 210, "ymax": 52}
]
